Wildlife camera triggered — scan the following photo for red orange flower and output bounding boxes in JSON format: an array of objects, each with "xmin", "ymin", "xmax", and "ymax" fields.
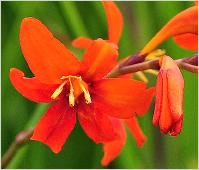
[
  {"xmin": 10, "ymin": 15, "xmax": 154, "ymax": 164},
  {"xmin": 72, "ymin": 2, "xmax": 151, "ymax": 165},
  {"xmin": 153, "ymin": 56, "xmax": 184, "ymax": 136}
]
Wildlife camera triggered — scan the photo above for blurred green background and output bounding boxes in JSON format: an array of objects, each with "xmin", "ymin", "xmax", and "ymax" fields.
[{"xmin": 2, "ymin": 1, "xmax": 198, "ymax": 169}]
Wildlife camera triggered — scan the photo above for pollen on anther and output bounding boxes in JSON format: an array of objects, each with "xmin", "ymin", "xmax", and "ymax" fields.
[
  {"xmin": 69, "ymin": 92, "xmax": 75, "ymax": 107},
  {"xmin": 79, "ymin": 81, "xmax": 92, "ymax": 104},
  {"xmin": 51, "ymin": 81, "xmax": 67, "ymax": 99},
  {"xmin": 68, "ymin": 77, "xmax": 76, "ymax": 107},
  {"xmin": 84, "ymin": 91, "xmax": 92, "ymax": 104}
]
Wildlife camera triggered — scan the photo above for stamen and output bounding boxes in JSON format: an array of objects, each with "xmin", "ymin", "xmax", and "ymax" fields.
[
  {"xmin": 52, "ymin": 75, "xmax": 91, "ymax": 106},
  {"xmin": 68, "ymin": 77, "xmax": 75, "ymax": 107},
  {"xmin": 84, "ymin": 91, "xmax": 92, "ymax": 104},
  {"xmin": 61, "ymin": 75, "xmax": 81, "ymax": 80},
  {"xmin": 79, "ymin": 78, "xmax": 92, "ymax": 104},
  {"xmin": 51, "ymin": 81, "xmax": 67, "ymax": 99}
]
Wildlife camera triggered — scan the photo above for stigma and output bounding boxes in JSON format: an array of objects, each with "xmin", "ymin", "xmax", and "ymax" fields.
[{"xmin": 51, "ymin": 75, "xmax": 92, "ymax": 107}]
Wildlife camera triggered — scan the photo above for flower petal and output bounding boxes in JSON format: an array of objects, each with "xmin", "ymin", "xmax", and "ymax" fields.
[
  {"xmin": 125, "ymin": 117, "xmax": 147, "ymax": 147},
  {"xmin": 81, "ymin": 39, "xmax": 118, "ymax": 81},
  {"xmin": 92, "ymin": 78, "xmax": 155, "ymax": 119},
  {"xmin": 170, "ymin": 115, "xmax": 183, "ymax": 136},
  {"xmin": 141, "ymin": 6, "xmax": 198, "ymax": 54},
  {"xmin": 166, "ymin": 61, "xmax": 184, "ymax": 122},
  {"xmin": 78, "ymin": 100, "xmax": 118, "ymax": 143},
  {"xmin": 159, "ymin": 70, "xmax": 172, "ymax": 133},
  {"xmin": 153, "ymin": 72, "xmax": 163, "ymax": 126},
  {"xmin": 20, "ymin": 17, "xmax": 80, "ymax": 84},
  {"xmin": 173, "ymin": 33, "xmax": 198, "ymax": 50},
  {"xmin": 10, "ymin": 68, "xmax": 57, "ymax": 103},
  {"xmin": 72, "ymin": 37, "xmax": 93, "ymax": 49},
  {"xmin": 101, "ymin": 119, "xmax": 126, "ymax": 166},
  {"xmin": 31, "ymin": 99, "xmax": 76, "ymax": 153},
  {"xmin": 102, "ymin": 1, "xmax": 123, "ymax": 44}
]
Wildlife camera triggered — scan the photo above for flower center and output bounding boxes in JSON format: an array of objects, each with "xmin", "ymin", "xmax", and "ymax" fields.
[{"xmin": 51, "ymin": 75, "xmax": 92, "ymax": 107}]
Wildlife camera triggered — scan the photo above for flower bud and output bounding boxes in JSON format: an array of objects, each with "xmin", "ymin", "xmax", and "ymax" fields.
[{"xmin": 153, "ymin": 56, "xmax": 184, "ymax": 136}]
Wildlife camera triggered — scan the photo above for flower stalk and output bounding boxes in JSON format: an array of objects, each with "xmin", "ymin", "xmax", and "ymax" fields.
[
  {"xmin": 108, "ymin": 55, "xmax": 198, "ymax": 78},
  {"xmin": 1, "ymin": 128, "xmax": 33, "ymax": 169}
]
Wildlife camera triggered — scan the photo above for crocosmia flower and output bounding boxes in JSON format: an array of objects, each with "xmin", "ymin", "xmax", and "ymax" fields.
[
  {"xmin": 72, "ymin": 2, "xmax": 152, "ymax": 165},
  {"xmin": 10, "ymin": 17, "xmax": 155, "ymax": 159},
  {"xmin": 153, "ymin": 56, "xmax": 184, "ymax": 136}
]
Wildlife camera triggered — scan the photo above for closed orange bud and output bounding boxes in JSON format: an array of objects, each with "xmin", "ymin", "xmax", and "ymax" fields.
[{"xmin": 153, "ymin": 56, "xmax": 184, "ymax": 136}]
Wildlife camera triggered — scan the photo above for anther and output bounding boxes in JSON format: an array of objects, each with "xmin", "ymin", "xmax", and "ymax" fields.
[
  {"xmin": 51, "ymin": 81, "xmax": 67, "ymax": 99},
  {"xmin": 84, "ymin": 91, "xmax": 92, "ymax": 104},
  {"xmin": 69, "ymin": 91, "xmax": 75, "ymax": 107},
  {"xmin": 79, "ymin": 79, "xmax": 92, "ymax": 104},
  {"xmin": 68, "ymin": 77, "xmax": 75, "ymax": 107}
]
